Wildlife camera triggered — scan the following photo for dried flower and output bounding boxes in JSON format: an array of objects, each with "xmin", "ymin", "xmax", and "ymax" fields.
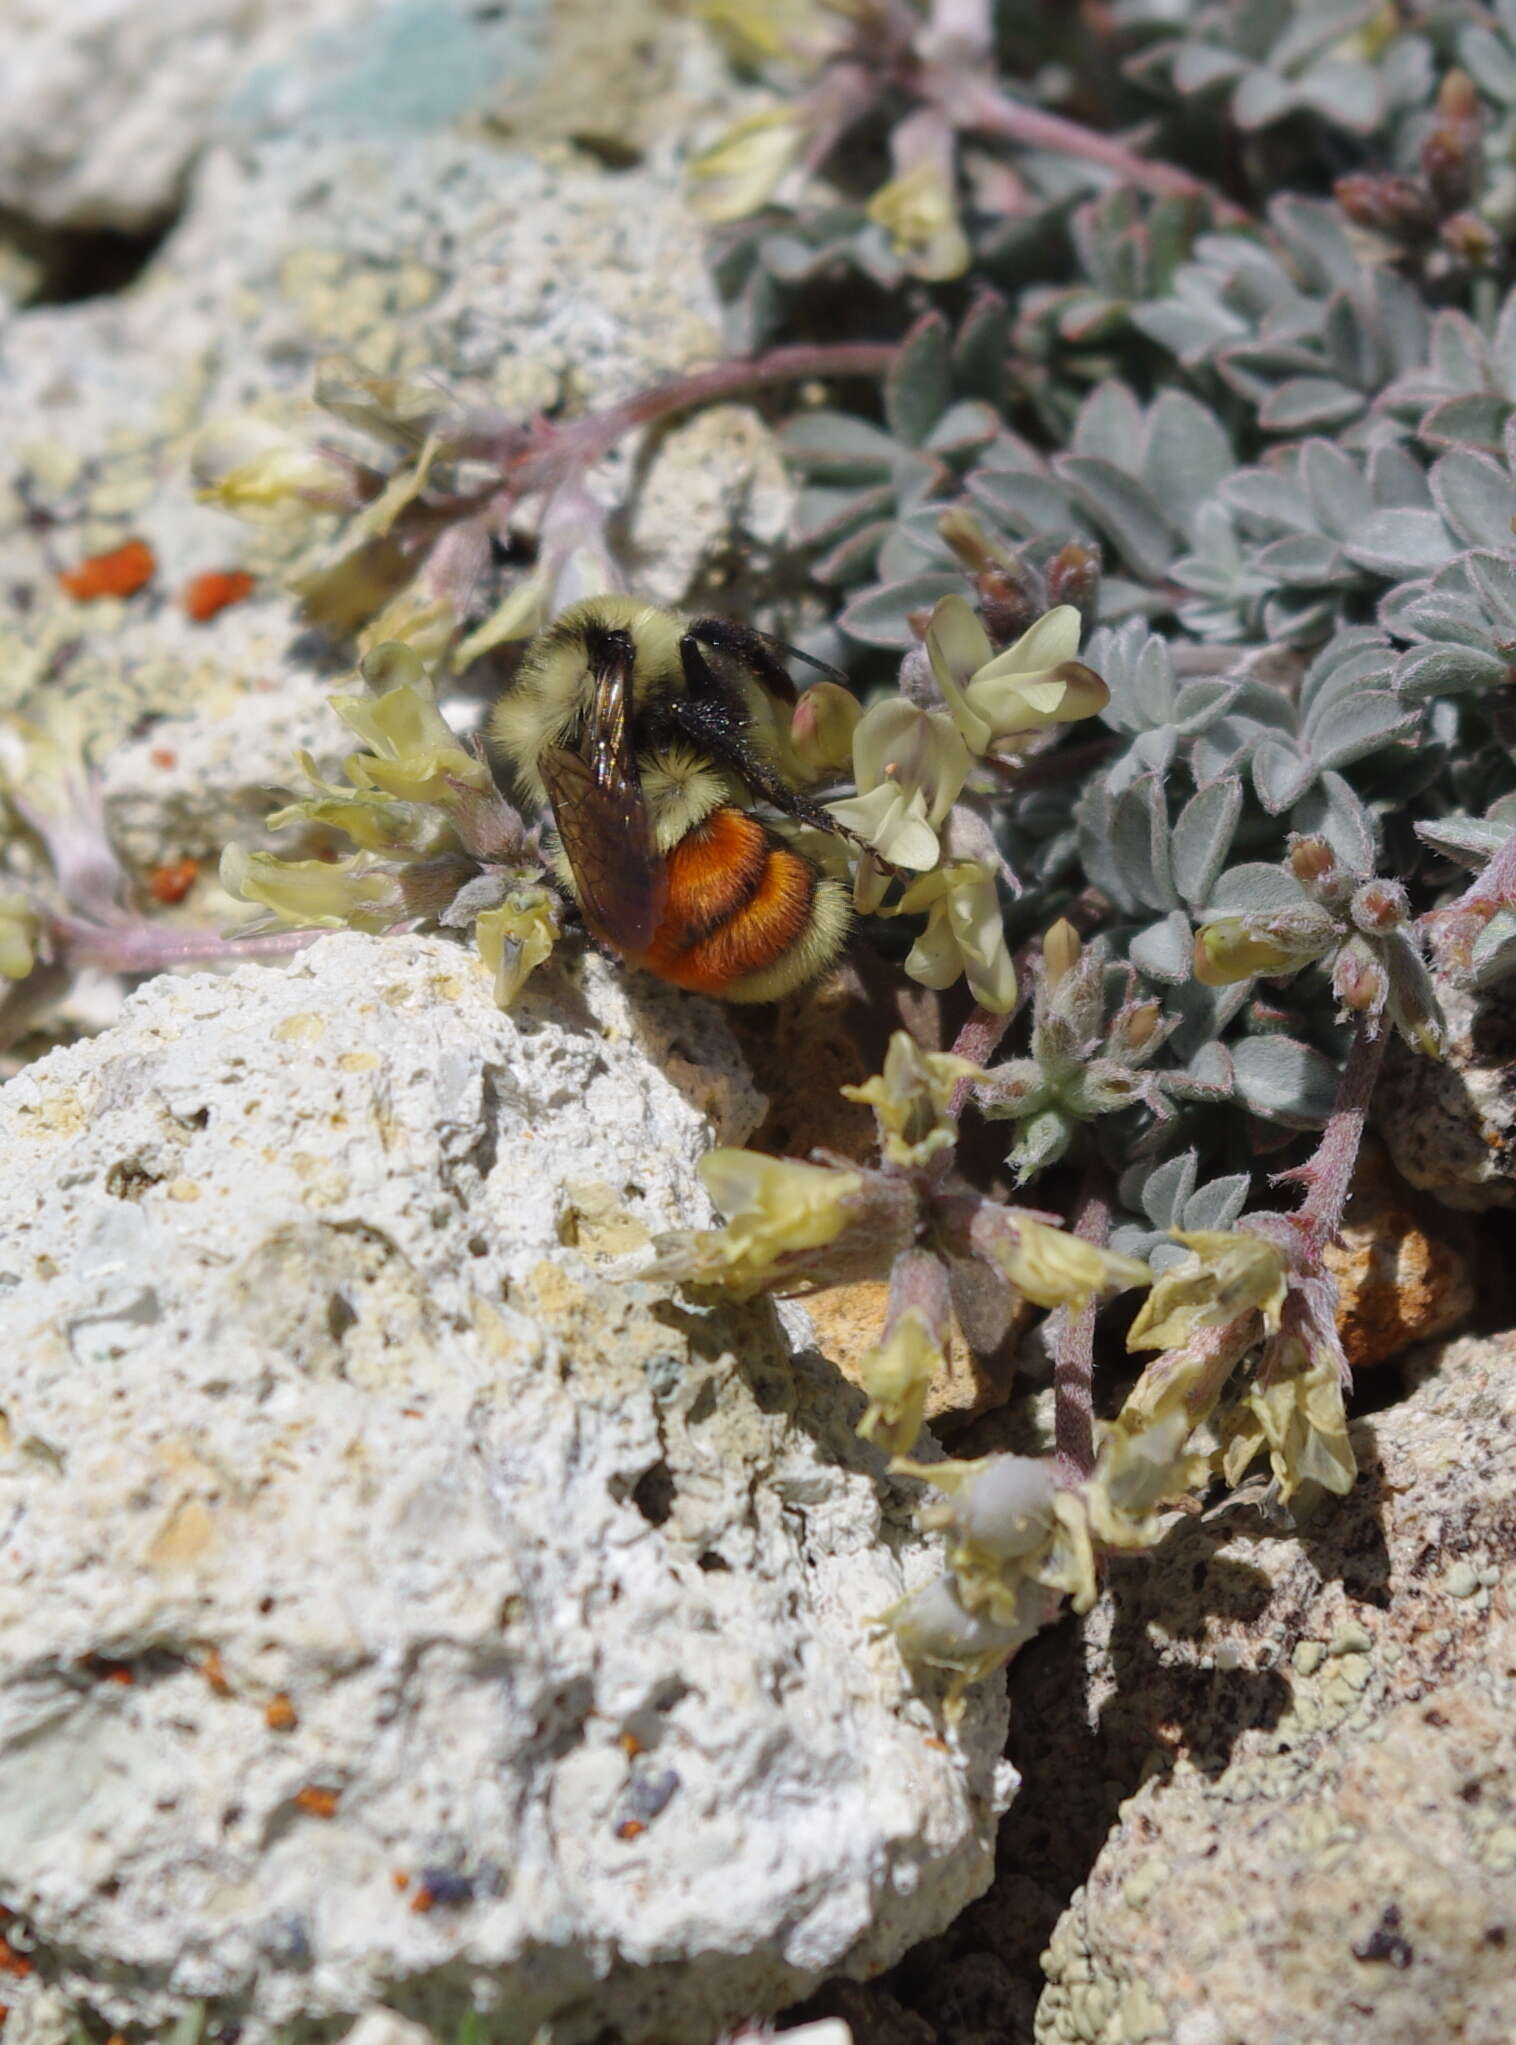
[
  {"xmin": 474, "ymin": 889, "xmax": 563, "ymax": 1006},
  {"xmin": 645, "ymin": 1150, "xmax": 869, "ymax": 1299},
  {"xmin": 1127, "ymin": 1230, "xmax": 1287, "ymax": 1353},
  {"xmin": 842, "ymin": 1029, "xmax": 979, "ymax": 1168}
]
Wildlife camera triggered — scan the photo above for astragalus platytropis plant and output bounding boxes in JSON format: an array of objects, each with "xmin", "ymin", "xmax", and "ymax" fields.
[{"xmin": 9, "ymin": 0, "xmax": 1516, "ymax": 1701}]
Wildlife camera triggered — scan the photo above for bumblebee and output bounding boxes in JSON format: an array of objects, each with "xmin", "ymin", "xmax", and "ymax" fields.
[{"xmin": 489, "ymin": 596, "xmax": 853, "ymax": 1001}]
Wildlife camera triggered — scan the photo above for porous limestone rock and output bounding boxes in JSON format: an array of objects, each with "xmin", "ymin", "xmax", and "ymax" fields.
[
  {"xmin": 1029, "ymin": 1331, "xmax": 1516, "ymax": 2045},
  {"xmin": 0, "ymin": 0, "xmax": 541, "ymax": 231},
  {"xmin": 1375, "ymin": 978, "xmax": 1516, "ymax": 1210},
  {"xmin": 0, "ymin": 934, "xmax": 1012, "ymax": 2045},
  {"xmin": 1321, "ymin": 1138, "xmax": 1476, "ymax": 1368}
]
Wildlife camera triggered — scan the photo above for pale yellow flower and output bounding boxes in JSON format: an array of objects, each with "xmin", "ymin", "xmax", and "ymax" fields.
[
  {"xmin": 867, "ymin": 159, "xmax": 971, "ymax": 281},
  {"xmin": 331, "ymin": 649, "xmax": 491, "ymax": 805},
  {"xmin": 475, "ymin": 889, "xmax": 564, "ymax": 1006},
  {"xmin": 0, "ymin": 896, "xmax": 39, "ymax": 980},
  {"xmin": 842, "ymin": 1029, "xmax": 979, "ymax": 1168},
  {"xmin": 980, "ymin": 1212, "xmax": 1151, "ymax": 1312},
  {"xmin": 925, "ymin": 597, "xmax": 1109, "ymax": 758},
  {"xmin": 191, "ymin": 415, "xmax": 358, "ymax": 518},
  {"xmin": 788, "ymin": 681, "xmax": 863, "ymax": 780},
  {"xmin": 828, "ymin": 699, "xmax": 970, "ymax": 909},
  {"xmin": 893, "ymin": 860, "xmax": 1018, "ymax": 1013},
  {"xmin": 688, "ymin": 108, "xmax": 804, "ymax": 222},
  {"xmin": 856, "ymin": 1308, "xmax": 942, "ymax": 1453},
  {"xmin": 1126, "ymin": 1229, "xmax": 1287, "ymax": 1353},
  {"xmin": 1192, "ymin": 915, "xmax": 1335, "ymax": 987},
  {"xmin": 645, "ymin": 1150, "xmax": 864, "ymax": 1299},
  {"xmin": 1218, "ymin": 1338, "xmax": 1356, "ymax": 1502},
  {"xmin": 219, "ymin": 846, "xmax": 402, "ymax": 933}
]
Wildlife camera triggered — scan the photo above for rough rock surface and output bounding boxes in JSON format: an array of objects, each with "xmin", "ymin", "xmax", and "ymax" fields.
[
  {"xmin": 1322, "ymin": 1138, "xmax": 1476, "ymax": 1368},
  {"xmin": 0, "ymin": 25, "xmax": 788, "ymax": 866},
  {"xmin": 0, "ymin": 934, "xmax": 1012, "ymax": 2045},
  {"xmin": 1376, "ymin": 978, "xmax": 1516, "ymax": 1210},
  {"xmin": 0, "ymin": 0, "xmax": 541, "ymax": 230},
  {"xmin": 1028, "ymin": 1331, "xmax": 1516, "ymax": 2045}
]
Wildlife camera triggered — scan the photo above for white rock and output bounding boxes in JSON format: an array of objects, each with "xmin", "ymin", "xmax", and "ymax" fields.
[{"xmin": 0, "ymin": 935, "xmax": 1012, "ymax": 2044}]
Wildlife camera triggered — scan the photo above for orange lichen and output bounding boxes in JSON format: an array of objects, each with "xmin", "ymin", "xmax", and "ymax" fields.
[
  {"xmin": 265, "ymin": 1692, "xmax": 298, "ymax": 1731},
  {"xmin": 0, "ymin": 1938, "xmax": 32, "ymax": 1981},
  {"xmin": 200, "ymin": 1646, "xmax": 229, "ymax": 1694},
  {"xmin": 616, "ymin": 1819, "xmax": 646, "ymax": 1841},
  {"xmin": 182, "ymin": 569, "xmax": 255, "ymax": 622},
  {"xmin": 58, "ymin": 539, "xmax": 156, "ymax": 602},
  {"xmin": 293, "ymin": 1785, "xmax": 339, "ymax": 1819},
  {"xmin": 148, "ymin": 858, "xmax": 199, "ymax": 905}
]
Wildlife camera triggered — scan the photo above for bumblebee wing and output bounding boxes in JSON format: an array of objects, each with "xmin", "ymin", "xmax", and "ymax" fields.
[{"xmin": 539, "ymin": 744, "xmax": 667, "ymax": 954}]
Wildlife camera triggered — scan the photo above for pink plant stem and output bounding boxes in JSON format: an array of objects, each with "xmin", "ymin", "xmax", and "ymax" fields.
[
  {"xmin": 1051, "ymin": 1161, "xmax": 1111, "ymax": 1484},
  {"xmin": 945, "ymin": 1000, "xmax": 1017, "ymax": 1128},
  {"xmin": 56, "ymin": 920, "xmax": 320, "ymax": 974},
  {"xmin": 1287, "ymin": 1015, "xmax": 1388, "ymax": 1258},
  {"xmin": 508, "ymin": 343, "xmax": 899, "ymax": 490},
  {"xmin": 951, "ymin": 80, "xmax": 1247, "ymax": 223}
]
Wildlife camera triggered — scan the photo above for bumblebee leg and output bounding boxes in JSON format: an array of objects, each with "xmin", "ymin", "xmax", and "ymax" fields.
[
  {"xmin": 684, "ymin": 616, "xmax": 799, "ymax": 703},
  {"xmin": 671, "ymin": 635, "xmax": 851, "ymax": 838}
]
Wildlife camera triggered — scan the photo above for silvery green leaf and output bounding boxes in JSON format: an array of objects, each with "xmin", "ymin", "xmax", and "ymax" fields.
[
  {"xmin": 1134, "ymin": 282, "xmax": 1251, "ymax": 366},
  {"xmin": 1253, "ymin": 533, "xmax": 1354, "ymax": 587},
  {"xmin": 1417, "ymin": 394, "xmax": 1511, "ymax": 453},
  {"xmin": 1191, "ymin": 714, "xmax": 1261, "ymax": 780},
  {"xmin": 1111, "ymin": 772, "xmax": 1179, "ymax": 910},
  {"xmin": 1291, "ymin": 771, "xmax": 1375, "ymax": 874},
  {"xmin": 1258, "ymin": 377, "xmax": 1364, "ymax": 433},
  {"xmin": 1298, "ymin": 58, "xmax": 1380, "ymax": 129},
  {"xmin": 1367, "ymin": 441, "xmax": 1433, "ymax": 508},
  {"xmin": 967, "ymin": 468, "xmax": 1085, "ymax": 539},
  {"xmin": 1054, "ymin": 454, "xmax": 1177, "ymax": 580},
  {"xmin": 885, "ymin": 311, "xmax": 952, "ymax": 448},
  {"xmin": 1130, "ymin": 725, "xmax": 1179, "ymax": 775},
  {"xmin": 1414, "ymin": 814, "xmax": 1514, "ymax": 867},
  {"xmin": 1164, "ymin": 974, "xmax": 1250, "ymax": 1063},
  {"xmin": 1231, "ymin": 1035, "xmax": 1338, "ymax": 1126},
  {"xmin": 1459, "ymin": 22, "xmax": 1516, "ymax": 103},
  {"xmin": 924, "ymin": 400, "xmax": 1002, "ymax": 461},
  {"xmin": 1232, "ymin": 65, "xmax": 1297, "ymax": 129},
  {"xmin": 1225, "ymin": 468, "xmax": 1315, "ymax": 533},
  {"xmin": 1472, "ymin": 909, "xmax": 1516, "ymax": 987},
  {"xmin": 1253, "ymin": 737, "xmax": 1315, "ymax": 813},
  {"xmin": 1261, "ymin": 591, "xmax": 1340, "ymax": 647},
  {"xmin": 877, "ymin": 516, "xmax": 953, "ymax": 581},
  {"xmin": 1172, "ymin": 42, "xmax": 1249, "ymax": 90},
  {"xmin": 1271, "ymin": 195, "xmax": 1362, "ymax": 289},
  {"xmin": 1182, "ymin": 1172, "xmax": 1251, "ymax": 1230},
  {"xmin": 1130, "ymin": 909, "xmax": 1193, "ymax": 981},
  {"xmin": 1172, "ymin": 777, "xmax": 1243, "ymax": 904},
  {"xmin": 1380, "ymin": 571, "xmax": 1491, "ymax": 650},
  {"xmin": 1299, "ymin": 629, "xmax": 1394, "ymax": 717},
  {"xmin": 1165, "ymin": 1040, "xmax": 1234, "ymax": 1100},
  {"xmin": 1465, "ymin": 551, "xmax": 1516, "ymax": 637},
  {"xmin": 1086, "ymin": 622, "xmax": 1175, "ymax": 732},
  {"xmin": 1141, "ymin": 1151, "xmax": 1199, "ymax": 1229},
  {"xmin": 1393, "ymin": 642, "xmax": 1513, "ymax": 698},
  {"xmin": 780, "ymin": 412, "xmax": 907, "ymax": 482},
  {"xmin": 952, "ymin": 291, "xmax": 1011, "ymax": 404},
  {"xmin": 1172, "ymin": 680, "xmax": 1238, "ymax": 733},
  {"xmin": 1140, "ymin": 391, "xmax": 1234, "ymax": 535},
  {"xmin": 1228, "ymin": 678, "xmax": 1297, "ymax": 732},
  {"xmin": 1492, "ymin": 277, "xmax": 1516, "ymax": 397},
  {"xmin": 793, "ymin": 483, "xmax": 895, "ymax": 547},
  {"xmin": 1430, "ymin": 449, "xmax": 1516, "ymax": 549},
  {"xmin": 837, "ymin": 573, "xmax": 962, "ymax": 648},
  {"xmin": 1307, "ymin": 691, "xmax": 1418, "ymax": 767},
  {"xmin": 1342, "ymin": 509, "xmax": 1456, "ymax": 577},
  {"xmin": 1071, "ymin": 381, "xmax": 1146, "ymax": 464},
  {"xmin": 812, "ymin": 519, "xmax": 893, "ymax": 586},
  {"xmin": 1422, "ymin": 308, "xmax": 1488, "ymax": 395},
  {"xmin": 1205, "ymin": 862, "xmax": 1312, "ymax": 914},
  {"xmin": 1300, "ymin": 439, "xmax": 1373, "ymax": 539}
]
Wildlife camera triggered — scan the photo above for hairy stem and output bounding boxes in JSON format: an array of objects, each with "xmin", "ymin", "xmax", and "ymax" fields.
[
  {"xmin": 1050, "ymin": 1160, "xmax": 1111, "ymax": 1484},
  {"xmin": 944, "ymin": 1000, "xmax": 1018, "ymax": 1133},
  {"xmin": 1285, "ymin": 1015, "xmax": 1388, "ymax": 1257},
  {"xmin": 55, "ymin": 919, "xmax": 320, "ymax": 974},
  {"xmin": 949, "ymin": 80, "xmax": 1247, "ymax": 222}
]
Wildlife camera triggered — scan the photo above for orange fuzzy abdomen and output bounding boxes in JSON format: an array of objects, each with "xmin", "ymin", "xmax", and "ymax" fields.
[{"xmin": 632, "ymin": 806, "xmax": 818, "ymax": 995}]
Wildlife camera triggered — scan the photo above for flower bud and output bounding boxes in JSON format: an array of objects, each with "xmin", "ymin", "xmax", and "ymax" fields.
[
  {"xmin": 937, "ymin": 507, "xmax": 1011, "ymax": 576},
  {"xmin": 1441, "ymin": 212, "xmax": 1497, "ymax": 267},
  {"xmin": 789, "ymin": 681, "xmax": 862, "ymax": 779},
  {"xmin": 1042, "ymin": 541, "xmax": 1100, "ymax": 619},
  {"xmin": 1287, "ymin": 835, "xmax": 1336, "ymax": 884},
  {"xmin": 1333, "ymin": 172, "xmax": 1435, "ymax": 239},
  {"xmin": 1332, "ymin": 939, "xmax": 1386, "ymax": 1014},
  {"xmin": 1041, "ymin": 917, "xmax": 1081, "ymax": 989},
  {"xmin": 1349, "ymin": 878, "xmax": 1410, "ymax": 934}
]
